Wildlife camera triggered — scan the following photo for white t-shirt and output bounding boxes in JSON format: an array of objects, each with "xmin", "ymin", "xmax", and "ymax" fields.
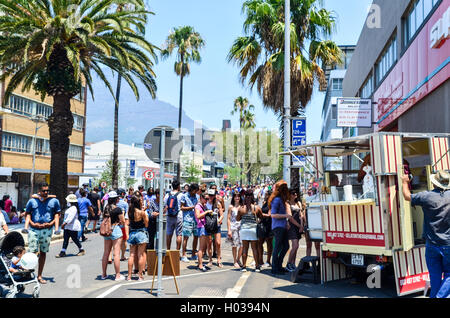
[
  {"xmin": 0, "ymin": 212, "xmax": 7, "ymax": 239},
  {"xmin": 63, "ymin": 206, "xmax": 81, "ymax": 232}
]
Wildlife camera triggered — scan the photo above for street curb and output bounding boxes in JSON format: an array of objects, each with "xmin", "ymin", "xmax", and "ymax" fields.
[{"xmin": 12, "ymin": 227, "xmax": 99, "ymax": 247}]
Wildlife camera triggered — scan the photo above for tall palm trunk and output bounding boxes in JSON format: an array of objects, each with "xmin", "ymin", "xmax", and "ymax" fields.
[
  {"xmin": 112, "ymin": 74, "xmax": 122, "ymax": 190},
  {"xmin": 48, "ymin": 94, "xmax": 73, "ymax": 207},
  {"xmin": 177, "ymin": 73, "xmax": 184, "ymax": 181}
]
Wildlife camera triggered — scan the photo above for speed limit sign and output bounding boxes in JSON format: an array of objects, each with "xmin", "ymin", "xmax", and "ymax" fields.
[{"xmin": 143, "ymin": 169, "xmax": 155, "ymax": 181}]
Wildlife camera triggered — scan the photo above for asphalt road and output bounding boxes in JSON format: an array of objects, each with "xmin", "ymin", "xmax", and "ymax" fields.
[{"xmin": 13, "ymin": 200, "xmax": 423, "ymax": 299}]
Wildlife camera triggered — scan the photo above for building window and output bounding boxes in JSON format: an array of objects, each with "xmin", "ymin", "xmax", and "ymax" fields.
[
  {"xmin": 403, "ymin": 0, "xmax": 440, "ymax": 48},
  {"xmin": 360, "ymin": 74, "xmax": 373, "ymax": 98},
  {"xmin": 73, "ymin": 114, "xmax": 84, "ymax": 131},
  {"xmin": 7, "ymin": 95, "xmax": 34, "ymax": 116},
  {"xmin": 375, "ymin": 36, "xmax": 397, "ymax": 86},
  {"xmin": 2, "ymin": 132, "xmax": 82, "ymax": 160},
  {"xmin": 332, "ymin": 78, "xmax": 343, "ymax": 90},
  {"xmin": 35, "ymin": 103, "xmax": 53, "ymax": 119},
  {"xmin": 35, "ymin": 139, "xmax": 51, "ymax": 156},
  {"xmin": 2, "ymin": 132, "xmax": 31, "ymax": 153},
  {"xmin": 68, "ymin": 145, "xmax": 83, "ymax": 160},
  {"xmin": 6, "ymin": 94, "xmax": 84, "ymax": 129}
]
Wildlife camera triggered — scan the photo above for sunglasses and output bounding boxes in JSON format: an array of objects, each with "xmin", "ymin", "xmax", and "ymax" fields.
[{"xmin": 41, "ymin": 190, "xmax": 49, "ymax": 193}]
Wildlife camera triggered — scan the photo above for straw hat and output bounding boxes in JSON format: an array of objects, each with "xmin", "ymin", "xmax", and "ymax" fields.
[
  {"xmin": 66, "ymin": 194, "xmax": 78, "ymax": 203},
  {"xmin": 430, "ymin": 170, "xmax": 450, "ymax": 190}
]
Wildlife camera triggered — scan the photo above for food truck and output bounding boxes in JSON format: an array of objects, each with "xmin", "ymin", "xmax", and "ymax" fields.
[{"xmin": 282, "ymin": 132, "xmax": 450, "ymax": 296}]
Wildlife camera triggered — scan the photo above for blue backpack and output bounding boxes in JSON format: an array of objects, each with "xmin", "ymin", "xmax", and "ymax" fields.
[{"xmin": 167, "ymin": 193, "xmax": 179, "ymax": 217}]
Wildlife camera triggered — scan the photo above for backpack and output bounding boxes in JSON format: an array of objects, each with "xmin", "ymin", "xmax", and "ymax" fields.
[
  {"xmin": 205, "ymin": 210, "xmax": 218, "ymax": 234},
  {"xmin": 100, "ymin": 206, "xmax": 113, "ymax": 237},
  {"xmin": 166, "ymin": 192, "xmax": 179, "ymax": 217}
]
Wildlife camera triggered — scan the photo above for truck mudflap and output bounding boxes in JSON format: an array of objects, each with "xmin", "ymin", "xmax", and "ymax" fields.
[{"xmin": 393, "ymin": 245, "xmax": 429, "ymax": 296}]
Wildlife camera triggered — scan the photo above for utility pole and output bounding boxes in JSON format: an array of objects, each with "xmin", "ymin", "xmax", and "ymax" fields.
[{"xmin": 283, "ymin": 0, "xmax": 291, "ymax": 186}]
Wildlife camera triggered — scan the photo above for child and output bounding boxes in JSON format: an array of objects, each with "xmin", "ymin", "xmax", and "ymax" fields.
[{"xmin": 9, "ymin": 246, "xmax": 26, "ymax": 273}]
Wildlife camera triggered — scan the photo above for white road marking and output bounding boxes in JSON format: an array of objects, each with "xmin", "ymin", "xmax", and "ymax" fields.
[
  {"xmin": 225, "ymin": 271, "xmax": 251, "ymax": 298},
  {"xmin": 96, "ymin": 268, "xmax": 231, "ymax": 298}
]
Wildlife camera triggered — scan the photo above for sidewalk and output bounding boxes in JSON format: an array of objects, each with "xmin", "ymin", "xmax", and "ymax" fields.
[{"xmin": 8, "ymin": 222, "xmax": 100, "ymax": 247}]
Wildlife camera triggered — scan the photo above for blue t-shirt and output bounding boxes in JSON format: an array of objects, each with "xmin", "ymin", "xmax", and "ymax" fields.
[
  {"xmin": 271, "ymin": 197, "xmax": 287, "ymax": 230},
  {"xmin": 117, "ymin": 199, "xmax": 129, "ymax": 218},
  {"xmin": 77, "ymin": 197, "xmax": 92, "ymax": 217},
  {"xmin": 411, "ymin": 189, "xmax": 450, "ymax": 246},
  {"xmin": 180, "ymin": 193, "xmax": 198, "ymax": 220},
  {"xmin": 26, "ymin": 197, "xmax": 61, "ymax": 224}
]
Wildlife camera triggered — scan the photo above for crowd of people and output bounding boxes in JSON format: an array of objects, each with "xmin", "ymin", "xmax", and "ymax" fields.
[{"xmin": 3, "ymin": 179, "xmax": 321, "ymax": 283}]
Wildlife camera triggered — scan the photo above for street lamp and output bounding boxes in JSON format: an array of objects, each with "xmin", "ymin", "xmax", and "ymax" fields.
[
  {"xmin": 283, "ymin": 0, "xmax": 291, "ymax": 186},
  {"xmin": 30, "ymin": 114, "xmax": 46, "ymax": 193}
]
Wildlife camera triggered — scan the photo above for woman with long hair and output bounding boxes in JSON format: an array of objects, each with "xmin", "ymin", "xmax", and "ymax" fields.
[
  {"xmin": 237, "ymin": 190, "xmax": 261, "ymax": 272},
  {"xmin": 269, "ymin": 180, "xmax": 293, "ymax": 275},
  {"xmin": 194, "ymin": 192, "xmax": 211, "ymax": 272},
  {"xmin": 127, "ymin": 195, "xmax": 149, "ymax": 281},
  {"xmin": 228, "ymin": 192, "xmax": 243, "ymax": 269},
  {"xmin": 205, "ymin": 189, "xmax": 224, "ymax": 268},
  {"xmin": 56, "ymin": 194, "xmax": 85, "ymax": 258},
  {"xmin": 101, "ymin": 192, "xmax": 126, "ymax": 281},
  {"xmin": 286, "ymin": 189, "xmax": 304, "ymax": 272},
  {"xmin": 256, "ymin": 190, "xmax": 273, "ymax": 268}
]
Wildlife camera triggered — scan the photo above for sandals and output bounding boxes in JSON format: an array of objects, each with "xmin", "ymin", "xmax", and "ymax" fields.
[{"xmin": 217, "ymin": 262, "xmax": 224, "ymax": 268}]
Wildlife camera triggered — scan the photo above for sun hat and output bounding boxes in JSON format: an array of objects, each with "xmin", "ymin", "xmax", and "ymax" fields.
[
  {"xmin": 108, "ymin": 191, "xmax": 119, "ymax": 199},
  {"xmin": 430, "ymin": 170, "xmax": 450, "ymax": 190},
  {"xmin": 66, "ymin": 194, "xmax": 78, "ymax": 203}
]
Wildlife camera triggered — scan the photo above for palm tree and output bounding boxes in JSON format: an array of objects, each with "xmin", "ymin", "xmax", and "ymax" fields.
[
  {"xmin": 0, "ymin": 0, "xmax": 158, "ymax": 205},
  {"xmin": 111, "ymin": 0, "xmax": 150, "ymax": 190},
  {"xmin": 228, "ymin": 0, "xmax": 343, "ymax": 188},
  {"xmin": 231, "ymin": 96, "xmax": 256, "ymax": 184},
  {"xmin": 231, "ymin": 96, "xmax": 256, "ymax": 129},
  {"xmin": 161, "ymin": 26, "xmax": 205, "ymax": 180}
]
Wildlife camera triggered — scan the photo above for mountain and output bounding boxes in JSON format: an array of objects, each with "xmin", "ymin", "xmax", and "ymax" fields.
[{"xmin": 85, "ymin": 73, "xmax": 203, "ymax": 145}]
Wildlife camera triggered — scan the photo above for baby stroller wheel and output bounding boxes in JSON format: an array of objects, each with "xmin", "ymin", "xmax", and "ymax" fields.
[
  {"xmin": 32, "ymin": 286, "xmax": 40, "ymax": 298},
  {"xmin": 17, "ymin": 285, "xmax": 25, "ymax": 294}
]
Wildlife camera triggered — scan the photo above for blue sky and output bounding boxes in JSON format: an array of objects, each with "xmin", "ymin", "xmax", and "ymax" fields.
[{"xmin": 91, "ymin": 0, "xmax": 373, "ymax": 143}]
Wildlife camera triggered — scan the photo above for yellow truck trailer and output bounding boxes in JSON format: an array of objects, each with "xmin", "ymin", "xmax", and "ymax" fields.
[{"xmin": 282, "ymin": 132, "xmax": 450, "ymax": 296}]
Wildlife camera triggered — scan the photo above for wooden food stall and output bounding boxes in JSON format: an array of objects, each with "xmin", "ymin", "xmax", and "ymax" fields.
[{"xmin": 282, "ymin": 132, "xmax": 450, "ymax": 296}]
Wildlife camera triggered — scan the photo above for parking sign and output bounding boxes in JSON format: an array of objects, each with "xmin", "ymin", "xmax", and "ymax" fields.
[{"xmin": 291, "ymin": 118, "xmax": 306, "ymax": 165}]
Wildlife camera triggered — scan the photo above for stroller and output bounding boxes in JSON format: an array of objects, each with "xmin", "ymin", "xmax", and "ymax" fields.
[{"xmin": 0, "ymin": 231, "xmax": 40, "ymax": 298}]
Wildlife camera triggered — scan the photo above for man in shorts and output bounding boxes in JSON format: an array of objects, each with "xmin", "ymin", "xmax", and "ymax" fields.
[
  {"xmin": 165, "ymin": 180, "xmax": 183, "ymax": 251},
  {"xmin": 180, "ymin": 183, "xmax": 199, "ymax": 262},
  {"xmin": 24, "ymin": 183, "xmax": 61, "ymax": 284}
]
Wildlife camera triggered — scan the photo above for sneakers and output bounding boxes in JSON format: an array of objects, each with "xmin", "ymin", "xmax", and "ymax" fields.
[
  {"xmin": 77, "ymin": 250, "xmax": 86, "ymax": 256},
  {"xmin": 191, "ymin": 255, "xmax": 198, "ymax": 261},
  {"xmin": 181, "ymin": 256, "xmax": 189, "ymax": 263},
  {"xmin": 255, "ymin": 266, "xmax": 261, "ymax": 273},
  {"xmin": 241, "ymin": 267, "xmax": 247, "ymax": 272},
  {"xmin": 55, "ymin": 252, "xmax": 66, "ymax": 258},
  {"xmin": 286, "ymin": 263, "xmax": 296, "ymax": 272},
  {"xmin": 115, "ymin": 275, "xmax": 126, "ymax": 282},
  {"xmin": 262, "ymin": 262, "xmax": 271, "ymax": 268}
]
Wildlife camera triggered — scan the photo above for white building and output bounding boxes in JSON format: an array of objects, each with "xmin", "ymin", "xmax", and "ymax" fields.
[{"xmin": 80, "ymin": 140, "xmax": 172, "ymax": 191}]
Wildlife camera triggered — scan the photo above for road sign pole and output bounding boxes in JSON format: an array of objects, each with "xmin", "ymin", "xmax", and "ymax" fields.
[{"xmin": 157, "ymin": 127, "xmax": 165, "ymax": 298}]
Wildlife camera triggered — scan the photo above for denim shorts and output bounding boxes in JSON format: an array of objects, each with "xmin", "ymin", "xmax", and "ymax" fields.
[
  {"xmin": 198, "ymin": 227, "xmax": 209, "ymax": 237},
  {"xmin": 104, "ymin": 226, "xmax": 123, "ymax": 241},
  {"xmin": 128, "ymin": 229, "xmax": 149, "ymax": 245}
]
